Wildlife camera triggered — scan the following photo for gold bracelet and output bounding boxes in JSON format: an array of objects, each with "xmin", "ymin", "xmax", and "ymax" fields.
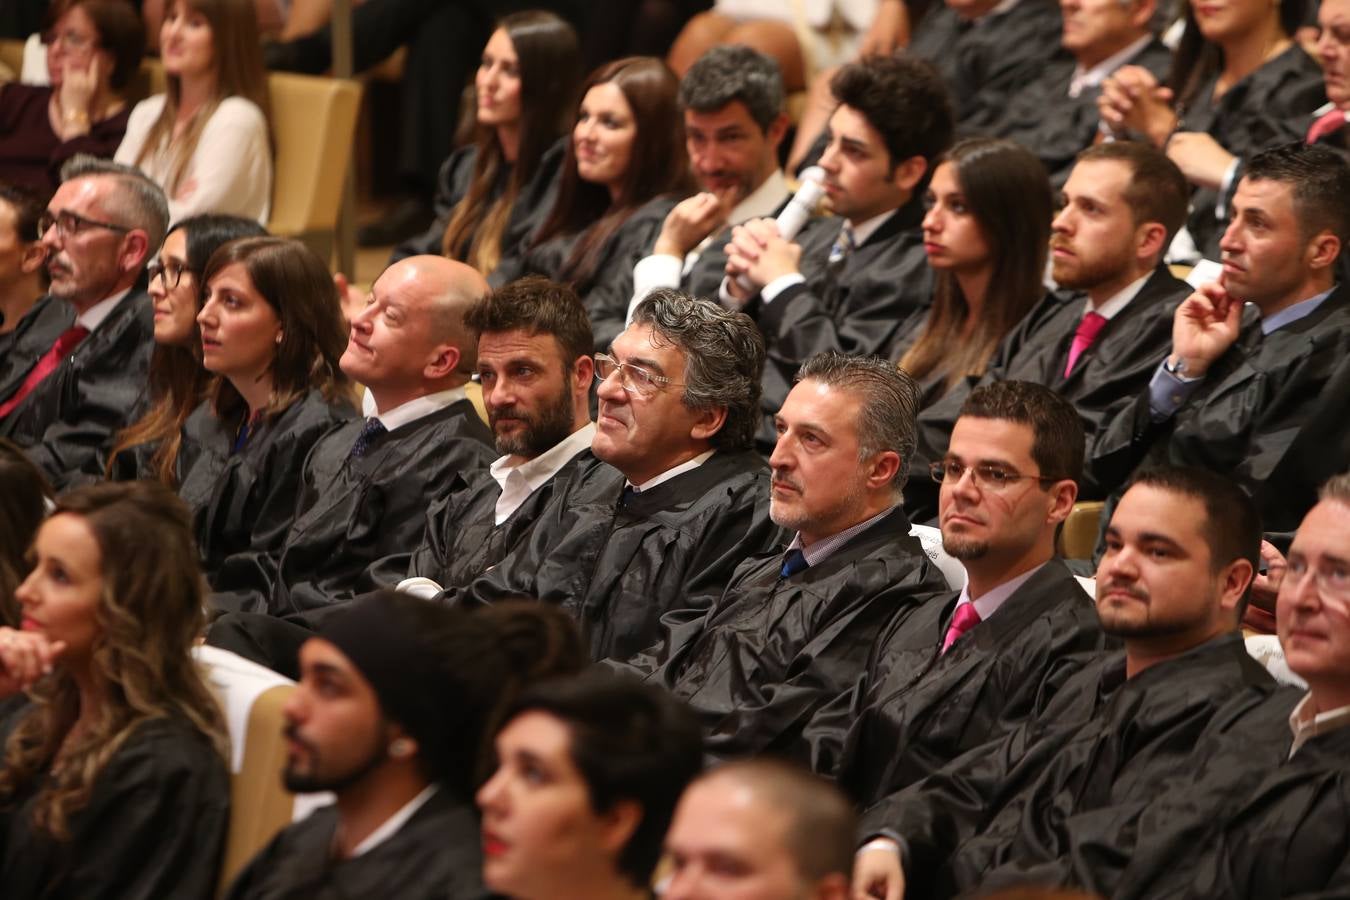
[{"xmin": 63, "ymin": 109, "xmax": 90, "ymax": 126}]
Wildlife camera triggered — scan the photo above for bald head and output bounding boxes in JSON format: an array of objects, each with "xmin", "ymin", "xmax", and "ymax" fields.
[
  {"xmin": 340, "ymin": 256, "xmax": 490, "ymax": 410},
  {"xmin": 664, "ymin": 760, "xmax": 855, "ymax": 900}
]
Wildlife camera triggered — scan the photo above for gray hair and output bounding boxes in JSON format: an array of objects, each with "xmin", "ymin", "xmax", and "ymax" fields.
[
  {"xmin": 795, "ymin": 353, "xmax": 919, "ymax": 493},
  {"xmin": 60, "ymin": 154, "xmax": 170, "ymax": 255},
  {"xmin": 631, "ymin": 289, "xmax": 764, "ymax": 452},
  {"xmin": 1320, "ymin": 472, "xmax": 1350, "ymax": 505},
  {"xmin": 678, "ymin": 45, "xmax": 784, "ymax": 132}
]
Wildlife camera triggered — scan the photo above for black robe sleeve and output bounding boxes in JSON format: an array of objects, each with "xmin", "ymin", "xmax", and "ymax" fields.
[
  {"xmin": 0, "ymin": 290, "xmax": 154, "ymax": 489},
  {"xmin": 0, "ymin": 294, "xmax": 74, "ymax": 400},
  {"xmin": 0, "ymin": 713, "xmax": 229, "ymax": 900},
  {"xmin": 616, "ymin": 508, "xmax": 950, "ymax": 760}
]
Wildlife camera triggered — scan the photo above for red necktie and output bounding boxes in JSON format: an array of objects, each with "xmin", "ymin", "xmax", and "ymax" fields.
[
  {"xmin": 1307, "ymin": 109, "xmax": 1347, "ymax": 145},
  {"xmin": 1063, "ymin": 311, "xmax": 1108, "ymax": 377},
  {"xmin": 941, "ymin": 602, "xmax": 982, "ymax": 655},
  {"xmin": 0, "ymin": 325, "xmax": 90, "ymax": 419}
]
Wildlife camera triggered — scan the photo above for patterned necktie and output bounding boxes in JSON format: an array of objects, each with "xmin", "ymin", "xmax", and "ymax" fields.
[
  {"xmin": 349, "ymin": 417, "xmax": 387, "ymax": 458},
  {"xmin": 940, "ymin": 602, "xmax": 982, "ymax": 655},
  {"xmin": 780, "ymin": 548, "xmax": 809, "ymax": 578},
  {"xmin": 828, "ymin": 223, "xmax": 856, "ymax": 269},
  {"xmin": 1063, "ymin": 311, "xmax": 1108, "ymax": 378},
  {"xmin": 1307, "ymin": 108, "xmax": 1347, "ymax": 145},
  {"xmin": 0, "ymin": 324, "xmax": 89, "ymax": 419}
]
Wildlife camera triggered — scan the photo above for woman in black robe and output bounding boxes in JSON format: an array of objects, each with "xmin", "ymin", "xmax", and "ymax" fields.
[
  {"xmin": 178, "ymin": 236, "xmax": 355, "ymax": 588},
  {"xmin": 490, "ymin": 56, "xmax": 696, "ymax": 351},
  {"xmin": 0, "ymin": 481, "xmax": 230, "ymax": 899}
]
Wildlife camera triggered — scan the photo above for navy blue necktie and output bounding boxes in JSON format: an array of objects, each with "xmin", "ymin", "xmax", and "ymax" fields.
[
  {"xmin": 349, "ymin": 417, "xmax": 387, "ymax": 459},
  {"xmin": 781, "ymin": 548, "xmax": 809, "ymax": 578}
]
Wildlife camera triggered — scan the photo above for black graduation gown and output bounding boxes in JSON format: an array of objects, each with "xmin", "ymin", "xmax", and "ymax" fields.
[
  {"xmin": 211, "ymin": 397, "xmax": 495, "ymax": 618},
  {"xmin": 390, "ymin": 138, "xmax": 566, "ymax": 265},
  {"xmin": 866, "ymin": 634, "xmax": 1280, "ymax": 899},
  {"xmin": 902, "ymin": 266, "xmax": 1190, "ymax": 519},
  {"xmin": 1178, "ymin": 45, "xmax": 1326, "ymax": 257},
  {"xmin": 617, "ymin": 506, "xmax": 950, "ymax": 760},
  {"xmin": 750, "ymin": 201, "xmax": 932, "ymax": 447},
  {"xmin": 179, "ymin": 391, "xmax": 357, "ymax": 588},
  {"xmin": 1084, "ymin": 285, "xmax": 1350, "ymax": 521},
  {"xmin": 448, "ymin": 450, "xmax": 784, "ymax": 662},
  {"xmin": 989, "ymin": 39, "xmax": 1173, "ymax": 185},
  {"xmin": 0, "ymin": 706, "xmax": 229, "ymax": 900},
  {"xmin": 224, "ymin": 787, "xmax": 490, "ymax": 900},
  {"xmin": 807, "ymin": 559, "xmax": 1107, "ymax": 803},
  {"xmin": 0, "ymin": 294, "xmax": 73, "ymax": 399},
  {"xmin": 0, "ymin": 290, "xmax": 153, "ymax": 488},
  {"xmin": 906, "ymin": 0, "xmax": 1064, "ymax": 135},
  {"xmin": 490, "ymin": 198, "xmax": 670, "ymax": 352}
]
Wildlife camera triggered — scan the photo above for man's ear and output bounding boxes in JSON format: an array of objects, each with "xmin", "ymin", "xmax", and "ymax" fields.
[
  {"xmin": 423, "ymin": 343, "xmax": 462, "ymax": 381},
  {"xmin": 689, "ymin": 404, "xmax": 729, "ymax": 442},
  {"xmin": 20, "ymin": 241, "xmax": 47, "ymax": 275},
  {"xmin": 1307, "ymin": 230, "xmax": 1342, "ymax": 273},
  {"xmin": 121, "ymin": 230, "xmax": 151, "ymax": 278},
  {"xmin": 1046, "ymin": 478, "xmax": 1079, "ymax": 526},
  {"xmin": 892, "ymin": 155, "xmax": 929, "ymax": 193},
  {"xmin": 598, "ymin": 799, "xmax": 643, "ymax": 857},
  {"xmin": 1218, "ymin": 557, "xmax": 1256, "ymax": 618}
]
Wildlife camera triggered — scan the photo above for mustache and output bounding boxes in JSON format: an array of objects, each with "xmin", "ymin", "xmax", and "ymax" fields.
[
  {"xmin": 283, "ymin": 723, "xmax": 314, "ymax": 756},
  {"xmin": 1097, "ymin": 578, "xmax": 1149, "ymax": 602},
  {"xmin": 771, "ymin": 474, "xmax": 803, "ymax": 493}
]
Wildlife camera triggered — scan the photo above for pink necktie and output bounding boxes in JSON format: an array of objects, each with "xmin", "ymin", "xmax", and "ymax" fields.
[
  {"xmin": 1307, "ymin": 109, "xmax": 1347, "ymax": 145},
  {"xmin": 0, "ymin": 325, "xmax": 89, "ymax": 419},
  {"xmin": 1063, "ymin": 311, "xmax": 1108, "ymax": 377},
  {"xmin": 941, "ymin": 602, "xmax": 982, "ymax": 655}
]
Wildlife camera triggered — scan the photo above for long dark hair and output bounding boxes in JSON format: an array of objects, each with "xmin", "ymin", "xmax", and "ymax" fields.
[
  {"xmin": 0, "ymin": 439, "xmax": 51, "ymax": 627},
  {"xmin": 900, "ymin": 138, "xmax": 1052, "ymax": 396},
  {"xmin": 106, "ymin": 215, "xmax": 266, "ymax": 484},
  {"xmin": 532, "ymin": 56, "xmax": 693, "ymax": 292},
  {"xmin": 441, "ymin": 11, "xmax": 582, "ymax": 273},
  {"xmin": 201, "ymin": 236, "xmax": 351, "ymax": 429},
  {"xmin": 1168, "ymin": 0, "xmax": 1303, "ymax": 111}
]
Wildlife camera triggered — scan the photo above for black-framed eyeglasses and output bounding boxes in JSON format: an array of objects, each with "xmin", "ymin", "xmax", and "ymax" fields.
[
  {"xmin": 147, "ymin": 258, "xmax": 189, "ymax": 290},
  {"xmin": 593, "ymin": 352, "xmax": 684, "ymax": 398},
  {"xmin": 38, "ymin": 209, "xmax": 131, "ymax": 241},
  {"xmin": 929, "ymin": 459, "xmax": 1061, "ymax": 492}
]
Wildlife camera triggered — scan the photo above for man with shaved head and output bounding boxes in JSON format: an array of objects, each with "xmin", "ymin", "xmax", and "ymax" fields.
[{"xmin": 208, "ymin": 255, "xmax": 495, "ymax": 654}]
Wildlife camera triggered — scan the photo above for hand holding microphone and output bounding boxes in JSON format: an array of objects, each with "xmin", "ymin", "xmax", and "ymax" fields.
[{"xmin": 727, "ymin": 167, "xmax": 826, "ymax": 294}]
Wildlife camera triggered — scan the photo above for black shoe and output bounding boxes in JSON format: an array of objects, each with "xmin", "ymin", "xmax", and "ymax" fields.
[{"xmin": 357, "ymin": 197, "xmax": 435, "ymax": 247}]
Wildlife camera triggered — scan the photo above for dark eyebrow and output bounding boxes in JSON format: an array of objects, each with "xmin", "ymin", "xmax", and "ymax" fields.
[
  {"xmin": 1135, "ymin": 531, "xmax": 1188, "ymax": 552},
  {"xmin": 839, "ymin": 136, "xmax": 868, "ymax": 154},
  {"xmin": 307, "ymin": 662, "xmax": 351, "ymax": 683}
]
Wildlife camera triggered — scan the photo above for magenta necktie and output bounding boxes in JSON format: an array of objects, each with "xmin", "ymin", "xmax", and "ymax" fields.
[
  {"xmin": 1063, "ymin": 311, "xmax": 1108, "ymax": 378},
  {"xmin": 940, "ymin": 602, "xmax": 982, "ymax": 655},
  {"xmin": 1307, "ymin": 108, "xmax": 1347, "ymax": 145}
]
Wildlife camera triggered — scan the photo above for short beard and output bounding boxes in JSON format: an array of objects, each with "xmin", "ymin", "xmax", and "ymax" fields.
[
  {"xmin": 1052, "ymin": 247, "xmax": 1132, "ymax": 292},
  {"xmin": 942, "ymin": 533, "xmax": 989, "ymax": 561},
  {"xmin": 282, "ymin": 725, "xmax": 390, "ymax": 794},
  {"xmin": 491, "ymin": 384, "xmax": 575, "ymax": 458}
]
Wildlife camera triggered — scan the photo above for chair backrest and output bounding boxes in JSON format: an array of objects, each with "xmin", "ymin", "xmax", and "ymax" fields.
[
  {"xmin": 266, "ymin": 72, "xmax": 362, "ymax": 239},
  {"xmin": 0, "ymin": 39, "xmax": 22, "ymax": 81},
  {"xmin": 1058, "ymin": 501, "xmax": 1105, "ymax": 561}
]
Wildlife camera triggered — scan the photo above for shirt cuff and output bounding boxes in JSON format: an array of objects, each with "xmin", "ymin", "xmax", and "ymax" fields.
[
  {"xmin": 761, "ymin": 272, "xmax": 806, "ymax": 305},
  {"xmin": 1148, "ymin": 361, "xmax": 1205, "ymax": 421},
  {"xmin": 718, "ymin": 277, "xmax": 748, "ymax": 310},
  {"xmin": 629, "ymin": 254, "xmax": 684, "ymax": 324},
  {"xmin": 1215, "ymin": 158, "xmax": 1242, "ymax": 219}
]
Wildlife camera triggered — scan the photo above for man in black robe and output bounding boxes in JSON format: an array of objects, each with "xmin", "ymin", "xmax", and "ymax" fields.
[
  {"xmin": 615, "ymin": 354, "xmax": 949, "ymax": 759},
  {"xmin": 803, "ymin": 382, "xmax": 1106, "ymax": 798},
  {"xmin": 852, "ymin": 467, "xmax": 1280, "ymax": 900},
  {"xmin": 903, "ymin": 141, "xmax": 1193, "ymax": 519},
  {"xmin": 0, "ymin": 184, "xmax": 54, "ymax": 377},
  {"xmin": 989, "ymin": 0, "xmax": 1171, "ymax": 185},
  {"xmin": 446, "ymin": 289, "xmax": 783, "ymax": 662},
  {"xmin": 719, "ymin": 56, "xmax": 954, "ymax": 449},
  {"xmin": 0, "ymin": 155, "xmax": 167, "ymax": 487},
  {"xmin": 225, "ymin": 594, "xmax": 551, "ymax": 900},
  {"xmin": 209, "ymin": 255, "xmax": 495, "ymax": 616},
  {"xmin": 1085, "ymin": 142, "xmax": 1350, "ymax": 531},
  {"xmin": 629, "ymin": 46, "xmax": 794, "ymax": 313}
]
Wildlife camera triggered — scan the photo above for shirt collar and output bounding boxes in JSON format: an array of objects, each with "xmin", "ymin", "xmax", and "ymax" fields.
[
  {"xmin": 627, "ymin": 449, "xmax": 715, "ymax": 492},
  {"xmin": 728, "ymin": 169, "xmax": 791, "ymax": 225},
  {"xmin": 787, "ymin": 504, "xmax": 898, "ymax": 567},
  {"xmin": 1288, "ymin": 693, "xmax": 1350, "ymax": 758},
  {"xmin": 348, "ymin": 784, "xmax": 438, "ymax": 857},
  {"xmin": 74, "ymin": 287, "xmax": 131, "ymax": 333},
  {"xmin": 1083, "ymin": 270, "xmax": 1152, "ymax": 321},
  {"xmin": 363, "ymin": 385, "xmax": 468, "ymax": 431},
  {"xmin": 846, "ymin": 208, "xmax": 899, "ymax": 248},
  {"xmin": 490, "ymin": 422, "xmax": 595, "ymax": 492},
  {"xmin": 1068, "ymin": 34, "xmax": 1154, "ymax": 98},
  {"xmin": 955, "ymin": 562, "xmax": 1047, "ymax": 621},
  {"xmin": 1260, "ymin": 287, "xmax": 1334, "ymax": 335}
]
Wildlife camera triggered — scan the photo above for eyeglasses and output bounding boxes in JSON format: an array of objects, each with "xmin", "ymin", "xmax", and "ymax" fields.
[
  {"xmin": 593, "ymin": 352, "xmax": 684, "ymax": 398},
  {"xmin": 1285, "ymin": 557, "xmax": 1350, "ymax": 601},
  {"xmin": 929, "ymin": 459, "xmax": 1061, "ymax": 492},
  {"xmin": 147, "ymin": 258, "xmax": 189, "ymax": 290},
  {"xmin": 43, "ymin": 29, "xmax": 99, "ymax": 51},
  {"xmin": 38, "ymin": 209, "xmax": 131, "ymax": 241}
]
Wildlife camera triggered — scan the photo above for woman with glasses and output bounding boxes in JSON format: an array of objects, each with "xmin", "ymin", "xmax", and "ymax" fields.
[
  {"xmin": 892, "ymin": 137, "xmax": 1053, "ymax": 409},
  {"xmin": 491, "ymin": 56, "xmax": 695, "ymax": 352},
  {"xmin": 176, "ymin": 236, "xmax": 354, "ymax": 590},
  {"xmin": 0, "ymin": 0, "xmax": 145, "ymax": 195},
  {"xmin": 0, "ymin": 481, "xmax": 230, "ymax": 897},
  {"xmin": 115, "ymin": 0, "xmax": 273, "ymax": 224},
  {"xmin": 104, "ymin": 214, "xmax": 266, "ymax": 485}
]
